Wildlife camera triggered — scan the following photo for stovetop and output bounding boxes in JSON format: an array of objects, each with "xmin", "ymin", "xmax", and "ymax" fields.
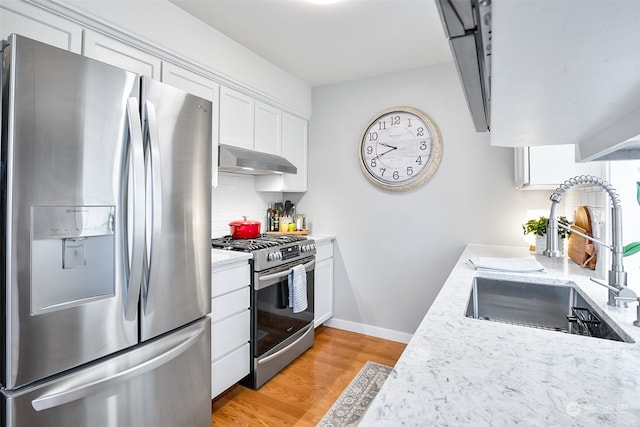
[
  {"xmin": 211, "ymin": 234, "xmax": 307, "ymax": 252},
  {"xmin": 212, "ymin": 234, "xmax": 315, "ymax": 271}
]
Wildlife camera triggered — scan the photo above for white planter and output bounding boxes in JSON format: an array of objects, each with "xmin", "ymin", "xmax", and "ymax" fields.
[{"xmin": 535, "ymin": 235, "xmax": 564, "ymax": 255}]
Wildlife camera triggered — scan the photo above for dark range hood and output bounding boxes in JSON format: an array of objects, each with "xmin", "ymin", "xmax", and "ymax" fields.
[
  {"xmin": 218, "ymin": 144, "xmax": 297, "ymax": 175},
  {"xmin": 436, "ymin": 0, "xmax": 492, "ymax": 132}
]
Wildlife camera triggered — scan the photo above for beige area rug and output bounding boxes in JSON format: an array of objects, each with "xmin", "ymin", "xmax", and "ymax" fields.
[{"xmin": 317, "ymin": 361, "xmax": 392, "ymax": 427}]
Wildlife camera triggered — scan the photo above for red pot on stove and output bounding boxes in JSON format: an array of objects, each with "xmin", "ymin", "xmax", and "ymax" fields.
[{"xmin": 229, "ymin": 216, "xmax": 262, "ymax": 239}]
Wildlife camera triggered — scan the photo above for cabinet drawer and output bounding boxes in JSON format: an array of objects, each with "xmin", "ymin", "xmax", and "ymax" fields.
[
  {"xmin": 211, "ymin": 286, "xmax": 249, "ymax": 322},
  {"xmin": 211, "ymin": 310, "xmax": 250, "ymax": 361},
  {"xmin": 212, "ymin": 263, "xmax": 250, "ymax": 297},
  {"xmin": 315, "ymin": 242, "xmax": 333, "ymax": 261},
  {"xmin": 211, "ymin": 343, "xmax": 250, "ymax": 398}
]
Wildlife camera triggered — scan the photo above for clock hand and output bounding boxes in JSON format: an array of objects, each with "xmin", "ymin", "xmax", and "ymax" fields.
[
  {"xmin": 379, "ymin": 143, "xmax": 398, "ymax": 150},
  {"xmin": 379, "ymin": 148, "xmax": 396, "ymax": 157}
]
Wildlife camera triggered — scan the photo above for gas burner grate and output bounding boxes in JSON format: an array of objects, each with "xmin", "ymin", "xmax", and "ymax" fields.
[{"xmin": 211, "ymin": 234, "xmax": 307, "ymax": 252}]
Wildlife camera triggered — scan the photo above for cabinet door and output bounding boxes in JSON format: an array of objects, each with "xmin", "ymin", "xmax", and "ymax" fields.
[
  {"xmin": 280, "ymin": 113, "xmax": 308, "ymax": 191},
  {"xmin": 254, "ymin": 101, "xmax": 282, "ymax": 155},
  {"xmin": 83, "ymin": 30, "xmax": 161, "ymax": 78},
  {"xmin": 211, "ymin": 343, "xmax": 249, "ymax": 398},
  {"xmin": 256, "ymin": 113, "xmax": 308, "ymax": 192},
  {"xmin": 0, "ymin": 1, "xmax": 82, "ymax": 53},
  {"xmin": 314, "ymin": 257, "xmax": 334, "ymax": 328},
  {"xmin": 219, "ymin": 86, "xmax": 254, "ymax": 150},
  {"xmin": 162, "ymin": 62, "xmax": 220, "ymax": 187},
  {"xmin": 211, "ymin": 286, "xmax": 249, "ymax": 323},
  {"xmin": 515, "ymin": 144, "xmax": 604, "ymax": 190},
  {"xmin": 211, "ymin": 310, "xmax": 250, "ymax": 360},
  {"xmin": 211, "ymin": 262, "xmax": 250, "ymax": 298},
  {"xmin": 314, "ymin": 242, "xmax": 334, "ymax": 328}
]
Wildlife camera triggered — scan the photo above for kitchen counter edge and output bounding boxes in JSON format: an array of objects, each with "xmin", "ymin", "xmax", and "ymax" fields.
[
  {"xmin": 211, "ymin": 249, "xmax": 252, "ymax": 269},
  {"xmin": 308, "ymin": 234, "xmax": 335, "ymax": 245}
]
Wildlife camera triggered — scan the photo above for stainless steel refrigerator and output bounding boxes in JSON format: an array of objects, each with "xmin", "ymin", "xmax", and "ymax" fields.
[{"xmin": 0, "ymin": 34, "xmax": 212, "ymax": 426}]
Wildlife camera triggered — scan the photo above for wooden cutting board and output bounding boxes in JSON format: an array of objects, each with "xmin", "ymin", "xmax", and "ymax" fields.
[{"xmin": 568, "ymin": 206, "xmax": 597, "ymax": 270}]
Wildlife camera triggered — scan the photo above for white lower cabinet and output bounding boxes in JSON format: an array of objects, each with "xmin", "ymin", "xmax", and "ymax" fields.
[
  {"xmin": 314, "ymin": 240, "xmax": 334, "ymax": 328},
  {"xmin": 211, "ymin": 260, "xmax": 250, "ymax": 398},
  {"xmin": 211, "ymin": 343, "xmax": 250, "ymax": 398}
]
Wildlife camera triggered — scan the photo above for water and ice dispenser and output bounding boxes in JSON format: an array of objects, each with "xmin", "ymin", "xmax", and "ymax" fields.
[{"xmin": 31, "ymin": 206, "xmax": 115, "ymax": 314}]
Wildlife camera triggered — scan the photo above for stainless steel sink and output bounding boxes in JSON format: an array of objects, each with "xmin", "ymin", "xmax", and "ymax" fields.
[{"xmin": 465, "ymin": 277, "xmax": 633, "ymax": 343}]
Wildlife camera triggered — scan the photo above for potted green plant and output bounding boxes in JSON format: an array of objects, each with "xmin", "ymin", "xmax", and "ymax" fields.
[{"xmin": 522, "ymin": 216, "xmax": 570, "ymax": 254}]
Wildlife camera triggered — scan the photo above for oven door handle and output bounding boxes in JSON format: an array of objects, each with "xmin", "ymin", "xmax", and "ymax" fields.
[
  {"xmin": 257, "ymin": 325, "xmax": 314, "ymax": 366},
  {"xmin": 257, "ymin": 259, "xmax": 315, "ymax": 287}
]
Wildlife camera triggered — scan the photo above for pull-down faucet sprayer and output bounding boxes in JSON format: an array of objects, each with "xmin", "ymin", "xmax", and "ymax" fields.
[{"xmin": 543, "ymin": 175, "xmax": 632, "ymax": 308}]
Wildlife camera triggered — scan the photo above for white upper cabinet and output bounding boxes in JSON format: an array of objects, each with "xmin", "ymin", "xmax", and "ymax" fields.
[
  {"xmin": 162, "ymin": 62, "xmax": 218, "ymax": 101},
  {"xmin": 219, "ymin": 86, "xmax": 254, "ymax": 150},
  {"xmin": 254, "ymin": 101, "xmax": 282, "ymax": 156},
  {"xmin": 256, "ymin": 112, "xmax": 308, "ymax": 192},
  {"xmin": 0, "ymin": 1, "xmax": 82, "ymax": 53},
  {"xmin": 83, "ymin": 30, "xmax": 161, "ymax": 79},
  {"xmin": 161, "ymin": 62, "xmax": 220, "ymax": 187},
  {"xmin": 514, "ymin": 145, "xmax": 604, "ymax": 190},
  {"xmin": 280, "ymin": 113, "xmax": 308, "ymax": 191}
]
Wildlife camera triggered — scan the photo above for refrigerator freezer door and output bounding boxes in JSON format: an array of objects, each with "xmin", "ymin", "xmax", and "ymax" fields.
[
  {"xmin": 2, "ymin": 319, "xmax": 211, "ymax": 427},
  {"xmin": 139, "ymin": 78, "xmax": 212, "ymax": 341},
  {"xmin": 1, "ymin": 35, "xmax": 139, "ymax": 389}
]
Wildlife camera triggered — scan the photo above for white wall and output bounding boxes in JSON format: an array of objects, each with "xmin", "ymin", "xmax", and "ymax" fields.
[{"xmin": 297, "ymin": 63, "xmax": 554, "ymax": 336}]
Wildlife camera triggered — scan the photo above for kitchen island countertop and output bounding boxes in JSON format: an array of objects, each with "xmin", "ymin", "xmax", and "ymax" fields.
[{"xmin": 360, "ymin": 244, "xmax": 640, "ymax": 426}]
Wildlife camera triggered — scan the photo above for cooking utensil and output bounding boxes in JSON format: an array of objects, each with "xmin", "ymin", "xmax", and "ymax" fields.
[
  {"xmin": 229, "ymin": 216, "xmax": 261, "ymax": 239},
  {"xmin": 568, "ymin": 206, "xmax": 597, "ymax": 270}
]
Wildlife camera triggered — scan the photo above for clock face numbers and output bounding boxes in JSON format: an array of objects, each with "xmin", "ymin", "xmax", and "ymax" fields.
[{"xmin": 359, "ymin": 108, "xmax": 442, "ymax": 191}]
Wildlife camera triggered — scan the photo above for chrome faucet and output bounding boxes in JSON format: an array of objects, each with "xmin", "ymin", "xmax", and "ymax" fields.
[{"xmin": 543, "ymin": 175, "xmax": 632, "ymax": 308}]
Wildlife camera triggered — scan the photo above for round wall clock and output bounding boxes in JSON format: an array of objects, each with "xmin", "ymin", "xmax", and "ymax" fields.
[{"xmin": 358, "ymin": 106, "xmax": 443, "ymax": 192}]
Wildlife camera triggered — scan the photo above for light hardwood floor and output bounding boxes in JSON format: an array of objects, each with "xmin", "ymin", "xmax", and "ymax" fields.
[{"xmin": 211, "ymin": 326, "xmax": 407, "ymax": 426}]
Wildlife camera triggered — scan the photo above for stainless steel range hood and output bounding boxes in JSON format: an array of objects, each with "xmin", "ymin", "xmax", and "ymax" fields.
[
  {"xmin": 436, "ymin": 0, "xmax": 492, "ymax": 132},
  {"xmin": 218, "ymin": 144, "xmax": 297, "ymax": 175}
]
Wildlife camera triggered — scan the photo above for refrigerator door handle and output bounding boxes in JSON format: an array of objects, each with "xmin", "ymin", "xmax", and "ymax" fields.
[
  {"xmin": 124, "ymin": 97, "xmax": 145, "ymax": 321},
  {"xmin": 142, "ymin": 100, "xmax": 163, "ymax": 315},
  {"xmin": 31, "ymin": 324, "xmax": 206, "ymax": 411}
]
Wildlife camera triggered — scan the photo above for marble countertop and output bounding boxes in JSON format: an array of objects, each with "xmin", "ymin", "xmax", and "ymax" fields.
[
  {"xmin": 211, "ymin": 249, "xmax": 251, "ymax": 269},
  {"xmin": 360, "ymin": 244, "xmax": 640, "ymax": 426},
  {"xmin": 308, "ymin": 234, "xmax": 335, "ymax": 245}
]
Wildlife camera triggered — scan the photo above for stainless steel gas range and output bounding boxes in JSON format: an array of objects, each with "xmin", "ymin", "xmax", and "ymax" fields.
[{"xmin": 211, "ymin": 235, "xmax": 316, "ymax": 389}]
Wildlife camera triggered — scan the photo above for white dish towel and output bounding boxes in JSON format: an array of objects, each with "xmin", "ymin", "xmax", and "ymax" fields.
[
  {"xmin": 288, "ymin": 264, "xmax": 308, "ymax": 313},
  {"xmin": 466, "ymin": 257, "xmax": 546, "ymax": 273}
]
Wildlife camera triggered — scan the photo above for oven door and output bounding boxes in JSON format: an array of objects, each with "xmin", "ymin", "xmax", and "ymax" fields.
[{"xmin": 253, "ymin": 257, "xmax": 315, "ymax": 357}]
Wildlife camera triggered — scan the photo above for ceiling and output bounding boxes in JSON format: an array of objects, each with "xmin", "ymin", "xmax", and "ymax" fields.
[{"xmin": 169, "ymin": 0, "xmax": 453, "ymax": 87}]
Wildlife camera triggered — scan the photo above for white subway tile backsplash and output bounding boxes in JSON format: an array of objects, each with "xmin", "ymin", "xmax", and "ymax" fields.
[{"xmin": 211, "ymin": 173, "xmax": 282, "ymax": 237}]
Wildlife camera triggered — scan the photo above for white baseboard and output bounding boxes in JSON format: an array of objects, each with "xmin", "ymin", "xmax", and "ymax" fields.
[{"xmin": 322, "ymin": 318, "xmax": 412, "ymax": 344}]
